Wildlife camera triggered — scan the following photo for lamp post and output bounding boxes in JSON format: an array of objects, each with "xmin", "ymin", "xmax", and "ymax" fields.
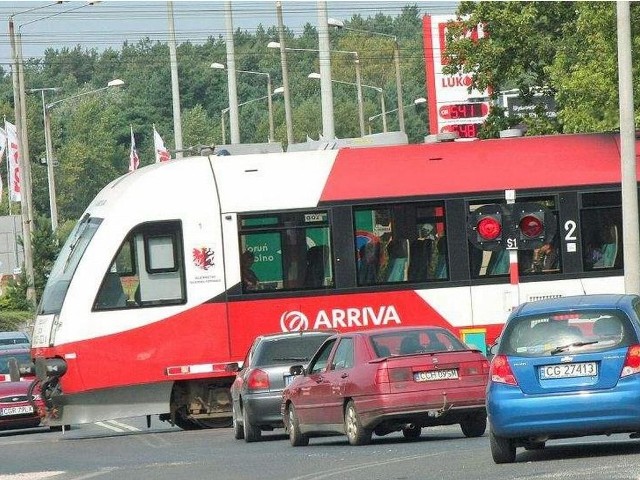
[
  {"xmin": 308, "ymin": 72, "xmax": 385, "ymax": 133},
  {"xmin": 268, "ymin": 41, "xmax": 365, "ymax": 137},
  {"xmin": 221, "ymin": 87, "xmax": 284, "ymax": 145},
  {"xmin": 368, "ymin": 97, "xmax": 425, "ymax": 134},
  {"xmin": 328, "ymin": 17, "xmax": 405, "ymax": 133},
  {"xmin": 42, "ymin": 79, "xmax": 124, "ymax": 231},
  {"xmin": 211, "ymin": 63, "xmax": 275, "ymax": 142}
]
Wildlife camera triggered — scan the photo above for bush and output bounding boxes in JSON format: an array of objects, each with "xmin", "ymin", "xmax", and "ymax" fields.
[{"xmin": 0, "ymin": 310, "xmax": 33, "ymax": 332}]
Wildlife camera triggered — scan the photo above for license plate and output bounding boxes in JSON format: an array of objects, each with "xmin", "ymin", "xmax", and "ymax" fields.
[
  {"xmin": 1, "ymin": 405, "xmax": 34, "ymax": 416},
  {"xmin": 414, "ymin": 369, "xmax": 458, "ymax": 382},
  {"xmin": 539, "ymin": 361, "xmax": 598, "ymax": 379},
  {"xmin": 284, "ymin": 375, "xmax": 294, "ymax": 387}
]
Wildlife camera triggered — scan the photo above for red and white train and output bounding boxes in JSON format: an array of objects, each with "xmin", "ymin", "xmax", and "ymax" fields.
[{"xmin": 31, "ymin": 132, "xmax": 632, "ymax": 428}]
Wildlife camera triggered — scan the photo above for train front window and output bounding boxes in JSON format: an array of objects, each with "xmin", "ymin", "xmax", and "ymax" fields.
[
  {"xmin": 94, "ymin": 221, "xmax": 185, "ymax": 310},
  {"xmin": 38, "ymin": 215, "xmax": 102, "ymax": 315}
]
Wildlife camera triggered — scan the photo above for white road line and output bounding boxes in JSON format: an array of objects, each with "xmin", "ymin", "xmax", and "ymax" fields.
[
  {"xmin": 93, "ymin": 421, "xmax": 125, "ymax": 433},
  {"xmin": 105, "ymin": 420, "xmax": 140, "ymax": 432},
  {"xmin": 0, "ymin": 473, "xmax": 65, "ymax": 480}
]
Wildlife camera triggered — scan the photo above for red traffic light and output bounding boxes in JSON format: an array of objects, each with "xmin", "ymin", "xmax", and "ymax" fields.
[
  {"xmin": 519, "ymin": 214, "xmax": 544, "ymax": 239},
  {"xmin": 477, "ymin": 216, "xmax": 502, "ymax": 241}
]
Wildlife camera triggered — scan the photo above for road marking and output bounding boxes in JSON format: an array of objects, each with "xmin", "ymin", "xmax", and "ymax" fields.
[
  {"xmin": 0, "ymin": 473, "xmax": 64, "ymax": 479},
  {"xmin": 94, "ymin": 420, "xmax": 140, "ymax": 433}
]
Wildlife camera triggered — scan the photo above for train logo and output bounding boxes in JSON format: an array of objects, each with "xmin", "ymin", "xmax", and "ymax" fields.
[
  {"xmin": 192, "ymin": 247, "xmax": 215, "ymax": 270},
  {"xmin": 280, "ymin": 311, "xmax": 310, "ymax": 332}
]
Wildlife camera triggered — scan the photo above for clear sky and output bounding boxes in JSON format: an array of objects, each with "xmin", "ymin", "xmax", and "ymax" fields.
[{"xmin": 1, "ymin": 1, "xmax": 458, "ymax": 66}]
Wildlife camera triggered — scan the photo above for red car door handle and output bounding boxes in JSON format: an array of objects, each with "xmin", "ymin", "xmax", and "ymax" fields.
[
  {"xmin": 341, "ymin": 373, "xmax": 349, "ymax": 379},
  {"xmin": 315, "ymin": 376, "xmax": 324, "ymax": 384}
]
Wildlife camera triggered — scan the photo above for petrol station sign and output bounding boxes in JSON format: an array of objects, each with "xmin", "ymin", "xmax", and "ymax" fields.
[{"xmin": 423, "ymin": 15, "xmax": 491, "ymax": 138}]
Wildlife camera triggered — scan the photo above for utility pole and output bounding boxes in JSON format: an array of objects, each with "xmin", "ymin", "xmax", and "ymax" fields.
[
  {"xmin": 167, "ymin": 1, "xmax": 184, "ymax": 157},
  {"xmin": 616, "ymin": 1, "xmax": 640, "ymax": 294},
  {"xmin": 276, "ymin": 1, "xmax": 294, "ymax": 146},
  {"xmin": 317, "ymin": 0, "xmax": 335, "ymax": 141},
  {"xmin": 8, "ymin": 17, "xmax": 35, "ymax": 303}
]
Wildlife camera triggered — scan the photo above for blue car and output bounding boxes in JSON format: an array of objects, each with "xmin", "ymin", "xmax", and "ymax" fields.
[{"xmin": 487, "ymin": 294, "xmax": 640, "ymax": 463}]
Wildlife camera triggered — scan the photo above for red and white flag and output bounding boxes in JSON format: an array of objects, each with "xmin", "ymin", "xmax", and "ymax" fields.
[
  {"xmin": 5, "ymin": 121, "xmax": 21, "ymax": 202},
  {"xmin": 153, "ymin": 126, "xmax": 171, "ymax": 163},
  {"xmin": 0, "ymin": 126, "xmax": 6, "ymax": 200},
  {"xmin": 129, "ymin": 125, "xmax": 140, "ymax": 172}
]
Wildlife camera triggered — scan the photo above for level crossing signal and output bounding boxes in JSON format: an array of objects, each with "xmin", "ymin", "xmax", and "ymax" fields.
[{"xmin": 467, "ymin": 202, "xmax": 557, "ymax": 251}]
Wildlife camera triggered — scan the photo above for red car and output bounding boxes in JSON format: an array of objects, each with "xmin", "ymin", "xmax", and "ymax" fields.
[
  {"xmin": 281, "ymin": 326, "xmax": 489, "ymax": 446},
  {"xmin": 0, "ymin": 348, "xmax": 45, "ymax": 431}
]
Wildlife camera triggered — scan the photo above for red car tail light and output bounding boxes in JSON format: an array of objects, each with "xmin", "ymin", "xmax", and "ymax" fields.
[
  {"xmin": 489, "ymin": 355, "xmax": 517, "ymax": 386},
  {"xmin": 246, "ymin": 368, "xmax": 270, "ymax": 390},
  {"xmin": 482, "ymin": 359, "xmax": 490, "ymax": 375},
  {"xmin": 621, "ymin": 345, "xmax": 640, "ymax": 377},
  {"xmin": 389, "ymin": 367, "xmax": 413, "ymax": 382},
  {"xmin": 375, "ymin": 366, "xmax": 389, "ymax": 384}
]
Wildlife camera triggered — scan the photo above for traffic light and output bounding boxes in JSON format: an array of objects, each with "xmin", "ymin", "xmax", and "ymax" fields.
[
  {"xmin": 468, "ymin": 202, "xmax": 557, "ymax": 251},
  {"xmin": 467, "ymin": 204, "xmax": 505, "ymax": 251}
]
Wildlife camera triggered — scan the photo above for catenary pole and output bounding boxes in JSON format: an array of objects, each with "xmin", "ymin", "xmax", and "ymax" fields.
[
  {"xmin": 224, "ymin": 1, "xmax": 240, "ymax": 144},
  {"xmin": 276, "ymin": 1, "xmax": 294, "ymax": 146},
  {"xmin": 616, "ymin": 1, "xmax": 640, "ymax": 294},
  {"xmin": 167, "ymin": 1, "xmax": 184, "ymax": 157},
  {"xmin": 317, "ymin": 1, "xmax": 335, "ymax": 141}
]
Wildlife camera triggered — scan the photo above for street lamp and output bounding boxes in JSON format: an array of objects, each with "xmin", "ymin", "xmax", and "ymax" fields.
[
  {"xmin": 211, "ymin": 62, "xmax": 275, "ymax": 142},
  {"xmin": 308, "ymin": 72, "xmax": 386, "ymax": 133},
  {"xmin": 268, "ymin": 41, "xmax": 365, "ymax": 137},
  {"xmin": 368, "ymin": 97, "xmax": 425, "ymax": 133},
  {"xmin": 42, "ymin": 79, "xmax": 124, "ymax": 231},
  {"xmin": 328, "ymin": 17, "xmax": 405, "ymax": 133},
  {"xmin": 220, "ymin": 87, "xmax": 284, "ymax": 145}
]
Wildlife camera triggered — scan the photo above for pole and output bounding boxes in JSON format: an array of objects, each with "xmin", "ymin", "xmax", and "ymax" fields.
[
  {"xmin": 354, "ymin": 54, "xmax": 365, "ymax": 137},
  {"xmin": 43, "ymin": 105, "xmax": 57, "ymax": 231},
  {"xmin": 221, "ymin": 110, "xmax": 227, "ymax": 145},
  {"xmin": 224, "ymin": 1, "xmax": 240, "ymax": 144},
  {"xmin": 167, "ymin": 1, "xmax": 184, "ymax": 157},
  {"xmin": 276, "ymin": 1, "xmax": 294, "ymax": 145},
  {"xmin": 393, "ymin": 40, "xmax": 405, "ymax": 133},
  {"xmin": 380, "ymin": 91, "xmax": 387, "ymax": 133},
  {"xmin": 8, "ymin": 18, "xmax": 35, "ymax": 303},
  {"xmin": 266, "ymin": 74, "xmax": 275, "ymax": 142},
  {"xmin": 617, "ymin": 1, "xmax": 640, "ymax": 294},
  {"xmin": 317, "ymin": 0, "xmax": 335, "ymax": 141}
]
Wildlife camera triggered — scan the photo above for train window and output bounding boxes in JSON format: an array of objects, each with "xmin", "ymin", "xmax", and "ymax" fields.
[
  {"xmin": 468, "ymin": 198, "xmax": 561, "ymax": 278},
  {"xmin": 580, "ymin": 192, "xmax": 622, "ymax": 271},
  {"xmin": 93, "ymin": 221, "xmax": 185, "ymax": 310},
  {"xmin": 238, "ymin": 211, "xmax": 334, "ymax": 292},
  {"xmin": 353, "ymin": 202, "xmax": 447, "ymax": 286}
]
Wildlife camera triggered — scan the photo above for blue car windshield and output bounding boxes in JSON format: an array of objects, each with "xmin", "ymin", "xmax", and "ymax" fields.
[
  {"xmin": 499, "ymin": 310, "xmax": 636, "ymax": 357},
  {"xmin": 38, "ymin": 215, "xmax": 102, "ymax": 315}
]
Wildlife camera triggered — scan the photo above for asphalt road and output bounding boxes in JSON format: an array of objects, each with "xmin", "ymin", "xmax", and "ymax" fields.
[{"xmin": 2, "ymin": 418, "xmax": 640, "ymax": 479}]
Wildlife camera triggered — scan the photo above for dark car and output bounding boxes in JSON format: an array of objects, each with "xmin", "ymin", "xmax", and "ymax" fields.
[
  {"xmin": 488, "ymin": 294, "xmax": 640, "ymax": 463},
  {"xmin": 281, "ymin": 326, "xmax": 489, "ymax": 446},
  {"xmin": 0, "ymin": 347, "xmax": 45, "ymax": 431},
  {"xmin": 231, "ymin": 330, "xmax": 334, "ymax": 442},
  {"xmin": 0, "ymin": 331, "xmax": 30, "ymax": 350}
]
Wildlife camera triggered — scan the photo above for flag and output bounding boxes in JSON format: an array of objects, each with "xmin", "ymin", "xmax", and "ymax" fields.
[
  {"xmin": 5, "ymin": 121, "xmax": 21, "ymax": 202},
  {"xmin": 153, "ymin": 126, "xmax": 171, "ymax": 163},
  {"xmin": 0, "ymin": 126, "xmax": 6, "ymax": 200},
  {"xmin": 129, "ymin": 125, "xmax": 140, "ymax": 172}
]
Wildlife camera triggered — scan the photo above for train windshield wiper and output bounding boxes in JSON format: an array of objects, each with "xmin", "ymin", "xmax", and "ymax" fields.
[{"xmin": 550, "ymin": 341, "xmax": 599, "ymax": 355}]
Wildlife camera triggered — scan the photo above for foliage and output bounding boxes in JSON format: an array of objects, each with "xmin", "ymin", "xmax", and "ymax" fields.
[
  {"xmin": 0, "ymin": 270, "xmax": 34, "ymax": 312},
  {"xmin": 0, "ymin": 310, "xmax": 33, "ymax": 332}
]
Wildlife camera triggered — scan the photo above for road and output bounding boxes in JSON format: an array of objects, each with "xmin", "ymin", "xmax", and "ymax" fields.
[{"xmin": 2, "ymin": 419, "xmax": 640, "ymax": 479}]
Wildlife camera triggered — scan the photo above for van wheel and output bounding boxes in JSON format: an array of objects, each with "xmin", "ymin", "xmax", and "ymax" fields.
[{"xmin": 490, "ymin": 428, "xmax": 516, "ymax": 464}]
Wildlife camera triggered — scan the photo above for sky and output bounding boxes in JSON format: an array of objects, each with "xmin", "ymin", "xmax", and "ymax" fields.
[{"xmin": 1, "ymin": 1, "xmax": 458, "ymax": 66}]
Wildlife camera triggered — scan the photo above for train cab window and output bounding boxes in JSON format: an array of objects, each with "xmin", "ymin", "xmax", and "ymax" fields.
[
  {"xmin": 93, "ymin": 221, "xmax": 185, "ymax": 310},
  {"xmin": 354, "ymin": 202, "xmax": 447, "ymax": 286},
  {"xmin": 580, "ymin": 192, "xmax": 622, "ymax": 271},
  {"xmin": 238, "ymin": 211, "xmax": 334, "ymax": 292},
  {"xmin": 469, "ymin": 198, "xmax": 561, "ymax": 278}
]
